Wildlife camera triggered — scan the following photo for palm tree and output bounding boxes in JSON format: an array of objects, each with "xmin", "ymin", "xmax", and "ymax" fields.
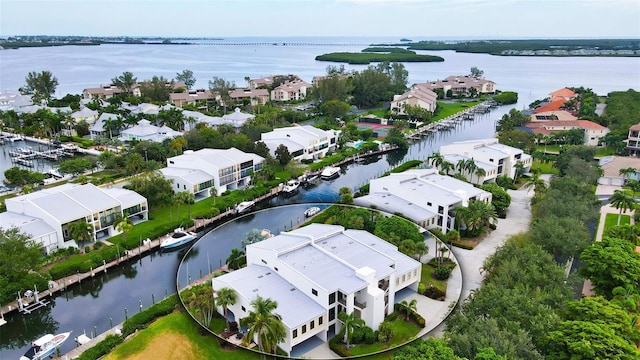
[
  {"xmin": 215, "ymin": 287, "xmax": 237, "ymax": 333},
  {"xmin": 184, "ymin": 192, "xmax": 195, "ymax": 219},
  {"xmin": 241, "ymin": 295, "xmax": 286, "ymax": 360},
  {"xmin": 209, "ymin": 187, "xmax": 218, "ymax": 206},
  {"xmin": 440, "ymin": 160, "xmax": 454, "ymax": 176},
  {"xmin": 338, "ymin": 311, "xmax": 365, "ymax": 348},
  {"xmin": 474, "ymin": 167, "xmax": 486, "ymax": 185},
  {"xmin": 226, "ymin": 248, "xmax": 245, "ymax": 270},
  {"xmin": 523, "ymin": 171, "xmax": 546, "ymax": 194},
  {"xmin": 427, "ymin": 152, "xmax": 444, "ymax": 169},
  {"xmin": 610, "ymin": 190, "xmax": 636, "ymax": 226},
  {"xmin": 458, "ymin": 200, "xmax": 498, "ymax": 236},
  {"xmin": 619, "ymin": 167, "xmax": 637, "ymax": 183},
  {"xmin": 115, "ymin": 213, "xmax": 134, "ymax": 243},
  {"xmin": 455, "ymin": 159, "xmax": 467, "ymax": 177},
  {"xmin": 399, "ymin": 299, "xmax": 418, "ymax": 321},
  {"xmin": 415, "ymin": 241, "xmax": 428, "ymax": 262},
  {"xmin": 69, "ymin": 220, "xmax": 94, "ymax": 249}
]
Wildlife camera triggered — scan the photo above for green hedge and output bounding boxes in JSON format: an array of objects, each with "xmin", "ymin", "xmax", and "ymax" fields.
[
  {"xmin": 328, "ymin": 330, "xmax": 351, "ymax": 357},
  {"xmin": 122, "ymin": 294, "xmax": 179, "ymax": 336},
  {"xmin": 75, "ymin": 334, "xmax": 124, "ymax": 360},
  {"xmin": 393, "ymin": 303, "xmax": 426, "ymax": 328}
]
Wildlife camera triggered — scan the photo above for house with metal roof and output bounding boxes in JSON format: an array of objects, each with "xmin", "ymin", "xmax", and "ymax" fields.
[
  {"xmin": 439, "ymin": 138, "xmax": 532, "ymax": 180},
  {"xmin": 260, "ymin": 125, "xmax": 341, "ymax": 161},
  {"xmin": 160, "ymin": 148, "xmax": 264, "ymax": 198},
  {"xmin": 0, "ymin": 183, "xmax": 148, "ymax": 253},
  {"xmin": 213, "ymin": 223, "xmax": 421, "ymax": 355},
  {"xmin": 355, "ymin": 169, "xmax": 492, "ymax": 232},
  {"xmin": 90, "ymin": 112, "xmax": 119, "ymax": 139}
]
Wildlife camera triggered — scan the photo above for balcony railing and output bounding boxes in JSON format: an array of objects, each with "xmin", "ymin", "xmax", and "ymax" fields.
[{"xmin": 354, "ymin": 300, "xmax": 367, "ymax": 309}]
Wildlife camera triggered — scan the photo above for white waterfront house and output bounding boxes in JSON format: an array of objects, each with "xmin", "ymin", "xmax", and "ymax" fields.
[
  {"xmin": 355, "ymin": 169, "xmax": 492, "ymax": 232},
  {"xmin": 119, "ymin": 119, "xmax": 183, "ymax": 143},
  {"xmin": 0, "ymin": 183, "xmax": 148, "ymax": 254},
  {"xmin": 160, "ymin": 148, "xmax": 264, "ymax": 198},
  {"xmin": 213, "ymin": 223, "xmax": 421, "ymax": 355},
  {"xmin": 438, "ymin": 138, "xmax": 532, "ymax": 180},
  {"xmin": 260, "ymin": 125, "xmax": 341, "ymax": 161}
]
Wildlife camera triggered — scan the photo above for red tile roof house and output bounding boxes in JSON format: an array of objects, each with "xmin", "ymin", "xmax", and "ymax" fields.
[
  {"xmin": 533, "ymin": 88, "xmax": 577, "ymax": 114},
  {"xmin": 270, "ymin": 80, "xmax": 311, "ymax": 102},
  {"xmin": 525, "ymin": 120, "xmax": 609, "ymax": 146}
]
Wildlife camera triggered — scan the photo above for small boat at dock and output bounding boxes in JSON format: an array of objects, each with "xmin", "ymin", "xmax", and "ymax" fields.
[
  {"xmin": 235, "ymin": 200, "xmax": 256, "ymax": 214},
  {"xmin": 160, "ymin": 227, "xmax": 197, "ymax": 250},
  {"xmin": 21, "ymin": 331, "xmax": 72, "ymax": 360},
  {"xmin": 282, "ymin": 179, "xmax": 300, "ymax": 195},
  {"xmin": 321, "ymin": 166, "xmax": 340, "ymax": 180},
  {"xmin": 304, "ymin": 207, "xmax": 321, "ymax": 218}
]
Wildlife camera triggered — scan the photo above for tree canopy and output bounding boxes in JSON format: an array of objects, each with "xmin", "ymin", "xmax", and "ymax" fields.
[{"xmin": 20, "ymin": 70, "xmax": 59, "ymax": 104}]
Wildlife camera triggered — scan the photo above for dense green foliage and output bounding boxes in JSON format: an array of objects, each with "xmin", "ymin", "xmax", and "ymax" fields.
[
  {"xmin": 0, "ymin": 228, "xmax": 50, "ymax": 304},
  {"xmin": 388, "ymin": 39, "xmax": 640, "ymax": 55},
  {"xmin": 75, "ymin": 334, "xmax": 124, "ymax": 360},
  {"xmin": 492, "ymin": 91, "xmax": 518, "ymax": 104},
  {"xmin": 315, "ymin": 51, "xmax": 444, "ymax": 64},
  {"xmin": 599, "ymin": 89, "xmax": 640, "ymax": 136}
]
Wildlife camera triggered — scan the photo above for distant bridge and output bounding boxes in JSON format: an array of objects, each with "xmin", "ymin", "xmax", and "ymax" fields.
[{"xmin": 191, "ymin": 42, "xmax": 370, "ymax": 46}]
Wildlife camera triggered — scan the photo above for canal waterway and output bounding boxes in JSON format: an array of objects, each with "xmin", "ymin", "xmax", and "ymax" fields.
[
  {"xmin": 1, "ymin": 38, "xmax": 639, "ymax": 358},
  {"xmin": 0, "ymin": 108, "xmax": 501, "ymax": 359}
]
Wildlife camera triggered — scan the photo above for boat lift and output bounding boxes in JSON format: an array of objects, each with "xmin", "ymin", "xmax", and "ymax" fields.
[{"xmin": 17, "ymin": 285, "xmax": 49, "ymax": 314}]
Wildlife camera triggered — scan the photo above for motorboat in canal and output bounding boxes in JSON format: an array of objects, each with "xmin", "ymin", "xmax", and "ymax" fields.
[
  {"xmin": 160, "ymin": 228, "xmax": 197, "ymax": 250},
  {"xmin": 320, "ymin": 166, "xmax": 340, "ymax": 180},
  {"xmin": 20, "ymin": 331, "xmax": 71, "ymax": 360},
  {"xmin": 235, "ymin": 200, "xmax": 256, "ymax": 214},
  {"xmin": 282, "ymin": 179, "xmax": 300, "ymax": 195},
  {"xmin": 304, "ymin": 206, "xmax": 321, "ymax": 218}
]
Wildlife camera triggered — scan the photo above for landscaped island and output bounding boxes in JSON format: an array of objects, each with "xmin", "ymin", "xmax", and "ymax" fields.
[{"xmin": 315, "ymin": 47, "xmax": 444, "ymax": 64}]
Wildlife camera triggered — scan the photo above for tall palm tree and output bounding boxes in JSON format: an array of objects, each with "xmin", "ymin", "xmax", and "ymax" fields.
[
  {"xmin": 338, "ymin": 311, "xmax": 365, "ymax": 348},
  {"xmin": 241, "ymin": 295, "xmax": 286, "ymax": 360},
  {"xmin": 524, "ymin": 171, "xmax": 547, "ymax": 194},
  {"xmin": 399, "ymin": 299, "xmax": 417, "ymax": 321},
  {"xmin": 69, "ymin": 220, "xmax": 94, "ymax": 249},
  {"xmin": 215, "ymin": 287, "xmax": 237, "ymax": 333},
  {"xmin": 427, "ymin": 152, "xmax": 444, "ymax": 169},
  {"xmin": 210, "ymin": 187, "xmax": 218, "ymax": 206},
  {"xmin": 619, "ymin": 167, "xmax": 637, "ymax": 183},
  {"xmin": 440, "ymin": 160, "xmax": 454, "ymax": 176},
  {"xmin": 474, "ymin": 167, "xmax": 486, "ymax": 185},
  {"xmin": 610, "ymin": 190, "xmax": 636, "ymax": 226},
  {"xmin": 226, "ymin": 247, "xmax": 245, "ymax": 270},
  {"xmin": 115, "ymin": 213, "xmax": 134, "ymax": 243},
  {"xmin": 458, "ymin": 200, "xmax": 498, "ymax": 236},
  {"xmin": 455, "ymin": 159, "xmax": 467, "ymax": 176}
]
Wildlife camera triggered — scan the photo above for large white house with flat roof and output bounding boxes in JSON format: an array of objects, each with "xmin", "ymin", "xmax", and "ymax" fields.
[
  {"xmin": 438, "ymin": 138, "xmax": 532, "ymax": 181},
  {"xmin": 0, "ymin": 183, "xmax": 148, "ymax": 253},
  {"xmin": 260, "ymin": 125, "xmax": 341, "ymax": 161},
  {"xmin": 355, "ymin": 169, "xmax": 492, "ymax": 232},
  {"xmin": 213, "ymin": 223, "xmax": 421, "ymax": 355},
  {"xmin": 160, "ymin": 148, "xmax": 264, "ymax": 198}
]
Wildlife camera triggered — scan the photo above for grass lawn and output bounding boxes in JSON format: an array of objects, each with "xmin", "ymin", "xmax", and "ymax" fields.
[
  {"xmin": 432, "ymin": 101, "xmax": 483, "ymax": 121},
  {"xmin": 366, "ymin": 109, "xmax": 388, "ymax": 118},
  {"xmin": 604, "ymin": 213, "xmax": 631, "ymax": 231},
  {"xmin": 535, "ymin": 145, "xmax": 616, "ymax": 158},
  {"xmin": 531, "ymin": 159, "xmax": 559, "ymax": 175},
  {"xmin": 341, "ymin": 318, "xmax": 421, "ymax": 357},
  {"xmin": 420, "ymin": 263, "xmax": 447, "ymax": 293},
  {"xmin": 104, "ymin": 311, "xmax": 260, "ymax": 360}
]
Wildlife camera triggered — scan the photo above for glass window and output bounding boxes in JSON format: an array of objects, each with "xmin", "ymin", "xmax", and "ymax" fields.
[
  {"xmin": 310, "ymin": 320, "xmax": 315, "ymax": 329},
  {"xmin": 319, "ymin": 316, "xmax": 323, "ymax": 325},
  {"xmin": 302, "ymin": 325, "xmax": 307, "ymax": 334},
  {"xmin": 293, "ymin": 329, "xmax": 298, "ymax": 338}
]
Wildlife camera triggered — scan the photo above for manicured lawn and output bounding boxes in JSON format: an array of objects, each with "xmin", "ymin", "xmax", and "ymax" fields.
[
  {"xmin": 432, "ymin": 101, "xmax": 483, "ymax": 121},
  {"xmin": 531, "ymin": 159, "xmax": 559, "ymax": 175},
  {"xmin": 366, "ymin": 109, "xmax": 388, "ymax": 118},
  {"xmin": 604, "ymin": 213, "xmax": 631, "ymax": 230},
  {"xmin": 105, "ymin": 311, "xmax": 260, "ymax": 360},
  {"xmin": 342, "ymin": 318, "xmax": 421, "ymax": 357},
  {"xmin": 420, "ymin": 263, "xmax": 447, "ymax": 293},
  {"xmin": 535, "ymin": 145, "xmax": 616, "ymax": 157}
]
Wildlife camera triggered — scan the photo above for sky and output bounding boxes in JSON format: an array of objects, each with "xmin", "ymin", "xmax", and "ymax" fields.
[{"xmin": 1, "ymin": 0, "xmax": 639, "ymax": 39}]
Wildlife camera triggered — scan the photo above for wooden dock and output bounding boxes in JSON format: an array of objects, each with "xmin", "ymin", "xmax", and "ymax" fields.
[
  {"xmin": 405, "ymin": 101, "xmax": 495, "ymax": 141},
  {"xmin": 0, "ymin": 186, "xmax": 283, "ymax": 318}
]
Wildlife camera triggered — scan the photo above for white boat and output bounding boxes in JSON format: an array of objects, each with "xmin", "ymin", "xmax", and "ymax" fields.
[
  {"xmin": 304, "ymin": 207, "xmax": 321, "ymax": 218},
  {"xmin": 48, "ymin": 168, "xmax": 63, "ymax": 178},
  {"xmin": 321, "ymin": 166, "xmax": 340, "ymax": 180},
  {"xmin": 7, "ymin": 134, "xmax": 25, "ymax": 142},
  {"xmin": 235, "ymin": 200, "xmax": 256, "ymax": 214},
  {"xmin": 160, "ymin": 228, "xmax": 197, "ymax": 249},
  {"xmin": 21, "ymin": 331, "xmax": 72, "ymax": 360},
  {"xmin": 282, "ymin": 179, "xmax": 300, "ymax": 195}
]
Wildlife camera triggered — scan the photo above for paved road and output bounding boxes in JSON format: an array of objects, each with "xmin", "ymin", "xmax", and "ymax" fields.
[{"xmin": 426, "ymin": 187, "xmax": 533, "ymax": 337}]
